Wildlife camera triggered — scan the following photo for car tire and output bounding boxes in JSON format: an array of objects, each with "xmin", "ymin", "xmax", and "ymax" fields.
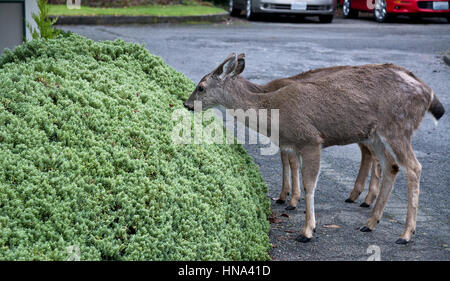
[
  {"xmin": 246, "ymin": 0, "xmax": 258, "ymax": 21},
  {"xmin": 319, "ymin": 15, "xmax": 334, "ymax": 23},
  {"xmin": 343, "ymin": 0, "xmax": 358, "ymax": 19},
  {"xmin": 374, "ymin": 0, "xmax": 390, "ymax": 23},
  {"xmin": 229, "ymin": 0, "xmax": 241, "ymax": 17},
  {"xmin": 445, "ymin": 15, "xmax": 450, "ymax": 23}
]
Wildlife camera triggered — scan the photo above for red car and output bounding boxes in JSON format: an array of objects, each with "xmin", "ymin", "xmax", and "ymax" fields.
[{"xmin": 340, "ymin": 0, "xmax": 450, "ymax": 22}]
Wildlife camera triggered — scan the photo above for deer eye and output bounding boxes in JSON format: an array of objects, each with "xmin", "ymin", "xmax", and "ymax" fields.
[{"xmin": 198, "ymin": 85, "xmax": 204, "ymax": 92}]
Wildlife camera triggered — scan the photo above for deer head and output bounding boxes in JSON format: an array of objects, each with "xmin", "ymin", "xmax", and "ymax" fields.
[{"xmin": 184, "ymin": 53, "xmax": 245, "ymax": 111}]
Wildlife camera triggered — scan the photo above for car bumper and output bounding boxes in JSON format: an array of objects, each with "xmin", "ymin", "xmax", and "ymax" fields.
[
  {"xmin": 386, "ymin": 0, "xmax": 450, "ymax": 14},
  {"xmin": 252, "ymin": 0, "xmax": 337, "ymax": 15}
]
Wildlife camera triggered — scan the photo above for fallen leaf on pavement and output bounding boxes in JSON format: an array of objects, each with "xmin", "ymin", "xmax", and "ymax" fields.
[
  {"xmin": 323, "ymin": 224, "xmax": 340, "ymax": 229},
  {"xmin": 269, "ymin": 218, "xmax": 283, "ymax": 224}
]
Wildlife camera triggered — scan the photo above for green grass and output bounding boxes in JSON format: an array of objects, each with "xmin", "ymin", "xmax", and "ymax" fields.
[{"xmin": 48, "ymin": 4, "xmax": 226, "ymax": 17}]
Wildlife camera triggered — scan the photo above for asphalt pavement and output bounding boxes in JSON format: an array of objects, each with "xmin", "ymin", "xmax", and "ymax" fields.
[{"xmin": 59, "ymin": 15, "xmax": 450, "ymax": 260}]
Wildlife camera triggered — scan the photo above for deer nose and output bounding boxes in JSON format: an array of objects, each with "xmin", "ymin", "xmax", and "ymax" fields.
[{"xmin": 184, "ymin": 102, "xmax": 194, "ymax": 111}]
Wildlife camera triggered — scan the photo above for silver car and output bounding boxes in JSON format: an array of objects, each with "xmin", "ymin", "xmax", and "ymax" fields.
[{"xmin": 229, "ymin": 0, "xmax": 337, "ymax": 23}]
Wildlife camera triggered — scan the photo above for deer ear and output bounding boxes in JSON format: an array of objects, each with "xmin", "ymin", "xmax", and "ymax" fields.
[
  {"xmin": 213, "ymin": 53, "xmax": 237, "ymax": 80},
  {"xmin": 232, "ymin": 53, "xmax": 245, "ymax": 78}
]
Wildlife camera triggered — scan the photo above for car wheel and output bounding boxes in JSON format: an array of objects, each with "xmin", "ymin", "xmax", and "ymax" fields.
[
  {"xmin": 343, "ymin": 0, "xmax": 358, "ymax": 18},
  {"xmin": 246, "ymin": 0, "xmax": 258, "ymax": 20},
  {"xmin": 445, "ymin": 15, "xmax": 450, "ymax": 23},
  {"xmin": 229, "ymin": 0, "xmax": 241, "ymax": 17},
  {"xmin": 374, "ymin": 0, "xmax": 390, "ymax": 23},
  {"xmin": 319, "ymin": 15, "xmax": 334, "ymax": 23}
]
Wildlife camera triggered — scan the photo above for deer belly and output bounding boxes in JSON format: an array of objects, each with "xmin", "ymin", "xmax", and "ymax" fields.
[{"xmin": 319, "ymin": 121, "xmax": 377, "ymax": 147}]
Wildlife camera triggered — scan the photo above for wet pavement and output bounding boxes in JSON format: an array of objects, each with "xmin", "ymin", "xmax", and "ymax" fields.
[{"xmin": 60, "ymin": 15, "xmax": 450, "ymax": 260}]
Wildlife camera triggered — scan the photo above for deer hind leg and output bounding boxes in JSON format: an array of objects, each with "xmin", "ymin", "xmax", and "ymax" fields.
[
  {"xmin": 361, "ymin": 135, "xmax": 421, "ymax": 244},
  {"xmin": 360, "ymin": 134, "xmax": 399, "ymax": 233},
  {"xmin": 346, "ymin": 143, "xmax": 373, "ymax": 203},
  {"xmin": 361, "ymin": 156, "xmax": 382, "ymax": 208},
  {"xmin": 276, "ymin": 151, "xmax": 291, "ymax": 204},
  {"xmin": 396, "ymin": 142, "xmax": 421, "ymax": 244},
  {"xmin": 286, "ymin": 151, "xmax": 302, "ymax": 211},
  {"xmin": 295, "ymin": 144, "xmax": 321, "ymax": 243}
]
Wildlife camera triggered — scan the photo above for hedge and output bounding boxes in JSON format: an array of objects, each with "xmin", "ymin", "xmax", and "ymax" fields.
[{"xmin": 0, "ymin": 34, "xmax": 270, "ymax": 260}]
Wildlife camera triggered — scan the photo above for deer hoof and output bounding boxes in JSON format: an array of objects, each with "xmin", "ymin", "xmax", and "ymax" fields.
[
  {"xmin": 295, "ymin": 234, "xmax": 312, "ymax": 243},
  {"xmin": 395, "ymin": 238, "xmax": 409, "ymax": 245},
  {"xmin": 275, "ymin": 199, "xmax": 285, "ymax": 204},
  {"xmin": 360, "ymin": 226, "xmax": 372, "ymax": 232},
  {"xmin": 285, "ymin": 205, "xmax": 296, "ymax": 211},
  {"xmin": 360, "ymin": 202, "xmax": 370, "ymax": 208},
  {"xmin": 344, "ymin": 198, "xmax": 354, "ymax": 203}
]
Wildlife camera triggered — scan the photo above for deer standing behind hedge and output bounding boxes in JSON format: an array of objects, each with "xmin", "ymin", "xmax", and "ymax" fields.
[
  {"xmin": 184, "ymin": 53, "xmax": 445, "ymax": 244},
  {"xmin": 224, "ymin": 58, "xmax": 382, "ymax": 210}
]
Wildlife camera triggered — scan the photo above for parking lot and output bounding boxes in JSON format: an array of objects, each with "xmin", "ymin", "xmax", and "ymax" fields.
[{"xmin": 60, "ymin": 15, "xmax": 450, "ymax": 260}]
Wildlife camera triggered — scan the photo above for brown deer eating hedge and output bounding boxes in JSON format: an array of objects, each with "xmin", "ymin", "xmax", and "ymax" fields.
[
  {"xmin": 184, "ymin": 53, "xmax": 445, "ymax": 244},
  {"xmin": 220, "ymin": 55, "xmax": 382, "ymax": 211}
]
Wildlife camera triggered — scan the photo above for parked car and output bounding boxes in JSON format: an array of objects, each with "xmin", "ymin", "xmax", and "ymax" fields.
[
  {"xmin": 229, "ymin": 0, "xmax": 337, "ymax": 23},
  {"xmin": 341, "ymin": 0, "xmax": 450, "ymax": 22}
]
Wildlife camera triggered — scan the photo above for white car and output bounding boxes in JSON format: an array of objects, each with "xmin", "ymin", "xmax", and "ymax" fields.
[{"xmin": 229, "ymin": 0, "xmax": 337, "ymax": 23}]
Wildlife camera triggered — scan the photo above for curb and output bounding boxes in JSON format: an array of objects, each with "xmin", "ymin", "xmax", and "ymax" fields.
[
  {"xmin": 50, "ymin": 13, "xmax": 228, "ymax": 25},
  {"xmin": 444, "ymin": 55, "xmax": 450, "ymax": 67}
]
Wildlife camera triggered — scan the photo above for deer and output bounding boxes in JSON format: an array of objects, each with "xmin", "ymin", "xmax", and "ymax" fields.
[
  {"xmin": 184, "ymin": 53, "xmax": 445, "ymax": 244},
  {"xmin": 228, "ymin": 55, "xmax": 382, "ymax": 210}
]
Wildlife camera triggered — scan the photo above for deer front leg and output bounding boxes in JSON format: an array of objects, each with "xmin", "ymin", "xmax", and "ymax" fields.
[
  {"xmin": 286, "ymin": 151, "xmax": 301, "ymax": 210},
  {"xmin": 276, "ymin": 151, "xmax": 291, "ymax": 204},
  {"xmin": 361, "ymin": 158, "xmax": 381, "ymax": 208},
  {"xmin": 346, "ymin": 144, "xmax": 373, "ymax": 203},
  {"xmin": 295, "ymin": 144, "xmax": 321, "ymax": 243}
]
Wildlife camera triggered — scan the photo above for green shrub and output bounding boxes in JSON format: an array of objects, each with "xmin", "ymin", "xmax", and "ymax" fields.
[
  {"xmin": 0, "ymin": 34, "xmax": 270, "ymax": 260},
  {"xmin": 27, "ymin": 0, "xmax": 60, "ymax": 40}
]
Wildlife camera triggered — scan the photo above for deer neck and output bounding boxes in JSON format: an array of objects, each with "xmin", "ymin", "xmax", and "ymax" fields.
[
  {"xmin": 220, "ymin": 77, "xmax": 266, "ymax": 111},
  {"xmin": 236, "ymin": 76, "xmax": 268, "ymax": 93}
]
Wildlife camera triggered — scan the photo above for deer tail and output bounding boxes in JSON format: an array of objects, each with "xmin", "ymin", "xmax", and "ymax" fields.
[{"xmin": 429, "ymin": 93, "xmax": 445, "ymax": 122}]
